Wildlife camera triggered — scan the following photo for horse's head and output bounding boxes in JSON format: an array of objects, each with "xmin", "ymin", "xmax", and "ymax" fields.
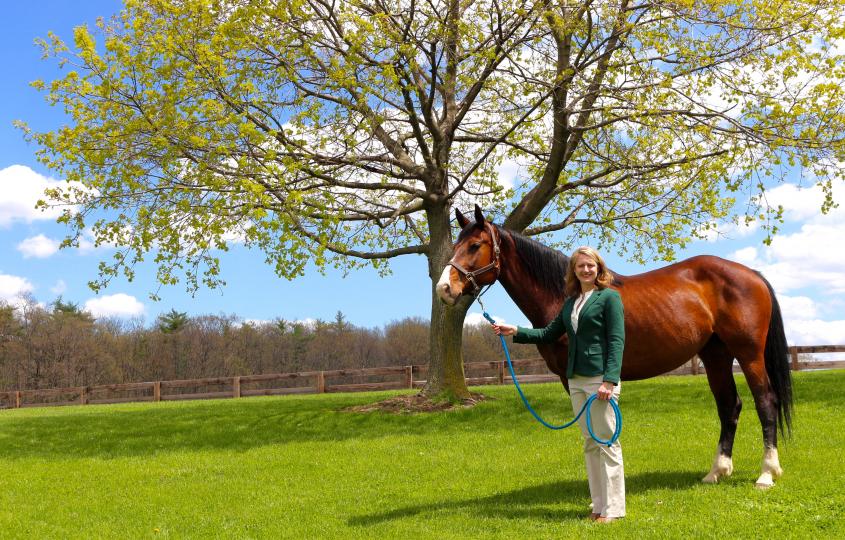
[{"xmin": 436, "ymin": 205, "xmax": 502, "ymax": 305}]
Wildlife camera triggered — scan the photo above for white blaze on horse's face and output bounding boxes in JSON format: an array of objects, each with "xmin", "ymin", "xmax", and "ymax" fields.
[
  {"xmin": 437, "ymin": 226, "xmax": 499, "ymax": 305},
  {"xmin": 438, "ymin": 206, "xmax": 501, "ymax": 305},
  {"xmin": 436, "ymin": 265, "xmax": 458, "ymax": 305}
]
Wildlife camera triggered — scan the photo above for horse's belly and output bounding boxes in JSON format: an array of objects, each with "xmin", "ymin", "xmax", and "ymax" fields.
[
  {"xmin": 533, "ymin": 328, "xmax": 709, "ymax": 381},
  {"xmin": 621, "ymin": 341, "xmax": 705, "ymax": 380}
]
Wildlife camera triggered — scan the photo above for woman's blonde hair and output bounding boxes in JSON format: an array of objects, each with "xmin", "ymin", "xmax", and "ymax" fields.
[{"xmin": 565, "ymin": 246, "xmax": 613, "ymax": 297}]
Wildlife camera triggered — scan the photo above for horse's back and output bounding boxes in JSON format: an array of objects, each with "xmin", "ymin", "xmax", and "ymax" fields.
[{"xmin": 612, "ymin": 255, "xmax": 770, "ymax": 380}]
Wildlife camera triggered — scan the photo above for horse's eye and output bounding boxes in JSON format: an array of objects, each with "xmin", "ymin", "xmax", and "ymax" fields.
[{"xmin": 469, "ymin": 243, "xmax": 481, "ymax": 252}]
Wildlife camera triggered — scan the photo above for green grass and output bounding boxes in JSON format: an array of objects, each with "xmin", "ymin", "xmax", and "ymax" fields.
[{"xmin": 1, "ymin": 370, "xmax": 843, "ymax": 539}]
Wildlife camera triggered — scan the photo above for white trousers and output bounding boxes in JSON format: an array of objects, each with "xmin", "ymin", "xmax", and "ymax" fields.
[{"xmin": 569, "ymin": 375, "xmax": 625, "ymax": 518}]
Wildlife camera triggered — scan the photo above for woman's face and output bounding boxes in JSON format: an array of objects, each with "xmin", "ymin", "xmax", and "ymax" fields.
[{"xmin": 574, "ymin": 253, "xmax": 599, "ymax": 287}]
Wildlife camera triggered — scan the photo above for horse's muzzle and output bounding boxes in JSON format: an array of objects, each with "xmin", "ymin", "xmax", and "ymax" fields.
[
  {"xmin": 436, "ymin": 265, "xmax": 461, "ymax": 305},
  {"xmin": 436, "ymin": 281, "xmax": 458, "ymax": 305}
]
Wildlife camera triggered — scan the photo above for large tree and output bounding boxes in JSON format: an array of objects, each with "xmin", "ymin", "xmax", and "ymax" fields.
[{"xmin": 22, "ymin": 0, "xmax": 845, "ymax": 400}]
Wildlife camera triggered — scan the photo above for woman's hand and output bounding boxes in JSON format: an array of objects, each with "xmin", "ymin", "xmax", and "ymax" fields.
[
  {"xmin": 597, "ymin": 381, "xmax": 615, "ymax": 401},
  {"xmin": 491, "ymin": 323, "xmax": 517, "ymax": 336}
]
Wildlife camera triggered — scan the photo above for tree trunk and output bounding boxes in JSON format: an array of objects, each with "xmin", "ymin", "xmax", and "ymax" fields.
[
  {"xmin": 422, "ymin": 286, "xmax": 472, "ymax": 400},
  {"xmin": 420, "ymin": 202, "xmax": 472, "ymax": 401}
]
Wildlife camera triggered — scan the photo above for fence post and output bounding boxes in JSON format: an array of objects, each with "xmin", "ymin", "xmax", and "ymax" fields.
[
  {"xmin": 80, "ymin": 386, "xmax": 88, "ymax": 405},
  {"xmin": 498, "ymin": 360, "xmax": 505, "ymax": 385},
  {"xmin": 153, "ymin": 381, "xmax": 161, "ymax": 402},
  {"xmin": 233, "ymin": 376, "xmax": 241, "ymax": 398},
  {"xmin": 316, "ymin": 371, "xmax": 326, "ymax": 393},
  {"xmin": 405, "ymin": 366, "xmax": 413, "ymax": 389},
  {"xmin": 790, "ymin": 346, "xmax": 799, "ymax": 371},
  {"xmin": 15, "ymin": 391, "xmax": 21, "ymax": 408},
  {"xmin": 690, "ymin": 357, "xmax": 699, "ymax": 375}
]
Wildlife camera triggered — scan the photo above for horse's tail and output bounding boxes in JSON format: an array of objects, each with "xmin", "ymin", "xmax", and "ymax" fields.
[{"xmin": 758, "ymin": 272, "xmax": 793, "ymax": 437}]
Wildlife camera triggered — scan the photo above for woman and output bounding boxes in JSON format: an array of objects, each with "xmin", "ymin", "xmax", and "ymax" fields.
[{"xmin": 492, "ymin": 246, "xmax": 625, "ymax": 523}]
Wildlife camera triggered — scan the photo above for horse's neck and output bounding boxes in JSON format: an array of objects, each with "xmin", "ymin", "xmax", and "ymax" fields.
[{"xmin": 497, "ymin": 234, "xmax": 567, "ymax": 328}]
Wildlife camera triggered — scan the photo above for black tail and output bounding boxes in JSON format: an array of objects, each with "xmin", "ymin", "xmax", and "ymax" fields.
[{"xmin": 758, "ymin": 273, "xmax": 793, "ymax": 437}]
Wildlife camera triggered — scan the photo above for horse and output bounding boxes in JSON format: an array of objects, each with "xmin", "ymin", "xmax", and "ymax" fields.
[{"xmin": 436, "ymin": 205, "xmax": 793, "ymax": 488}]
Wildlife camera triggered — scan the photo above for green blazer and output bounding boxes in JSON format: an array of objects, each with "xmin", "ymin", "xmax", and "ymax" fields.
[{"xmin": 513, "ymin": 288, "xmax": 624, "ymax": 384}]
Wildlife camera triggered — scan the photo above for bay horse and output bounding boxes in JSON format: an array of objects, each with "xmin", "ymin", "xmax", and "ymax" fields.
[{"xmin": 436, "ymin": 205, "xmax": 793, "ymax": 488}]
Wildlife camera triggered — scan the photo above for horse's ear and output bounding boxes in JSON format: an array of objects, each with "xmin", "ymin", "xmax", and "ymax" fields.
[
  {"xmin": 474, "ymin": 204, "xmax": 486, "ymax": 227},
  {"xmin": 455, "ymin": 208, "xmax": 469, "ymax": 228}
]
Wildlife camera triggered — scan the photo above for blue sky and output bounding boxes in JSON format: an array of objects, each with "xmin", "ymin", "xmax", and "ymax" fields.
[{"xmin": 1, "ymin": 2, "xmax": 844, "ymax": 346}]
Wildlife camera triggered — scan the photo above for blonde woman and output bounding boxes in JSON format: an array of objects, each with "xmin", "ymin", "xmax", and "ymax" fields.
[{"xmin": 492, "ymin": 246, "xmax": 625, "ymax": 523}]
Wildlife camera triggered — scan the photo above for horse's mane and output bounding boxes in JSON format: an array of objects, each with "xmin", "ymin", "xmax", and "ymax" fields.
[{"xmin": 495, "ymin": 225, "xmax": 570, "ymax": 298}]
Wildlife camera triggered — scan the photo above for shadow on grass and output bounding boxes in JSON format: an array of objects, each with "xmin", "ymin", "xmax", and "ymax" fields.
[{"xmin": 348, "ymin": 470, "xmax": 700, "ymax": 526}]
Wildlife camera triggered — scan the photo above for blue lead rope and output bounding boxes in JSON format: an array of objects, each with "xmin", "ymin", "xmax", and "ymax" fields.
[{"xmin": 482, "ymin": 310, "xmax": 622, "ymax": 446}]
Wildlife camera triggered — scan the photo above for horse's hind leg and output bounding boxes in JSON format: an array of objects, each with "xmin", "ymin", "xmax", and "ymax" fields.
[
  {"xmin": 700, "ymin": 337, "xmax": 742, "ymax": 484},
  {"xmin": 736, "ymin": 355, "xmax": 783, "ymax": 488}
]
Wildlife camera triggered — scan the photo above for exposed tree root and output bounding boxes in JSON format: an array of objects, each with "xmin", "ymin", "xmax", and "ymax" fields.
[{"xmin": 343, "ymin": 392, "xmax": 489, "ymax": 414}]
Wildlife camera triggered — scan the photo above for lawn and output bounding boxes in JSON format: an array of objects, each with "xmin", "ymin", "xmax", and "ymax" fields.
[{"xmin": 0, "ymin": 370, "xmax": 842, "ymax": 539}]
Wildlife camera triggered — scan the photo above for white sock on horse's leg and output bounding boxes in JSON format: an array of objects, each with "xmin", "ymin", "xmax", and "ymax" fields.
[
  {"xmin": 702, "ymin": 450, "xmax": 733, "ymax": 484},
  {"xmin": 754, "ymin": 448, "xmax": 782, "ymax": 489}
]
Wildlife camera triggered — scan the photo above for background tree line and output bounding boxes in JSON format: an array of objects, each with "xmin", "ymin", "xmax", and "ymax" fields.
[{"xmin": 0, "ymin": 297, "xmax": 539, "ymax": 391}]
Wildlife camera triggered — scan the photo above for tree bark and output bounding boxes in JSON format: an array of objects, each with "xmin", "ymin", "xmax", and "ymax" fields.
[
  {"xmin": 423, "ymin": 284, "xmax": 472, "ymax": 400},
  {"xmin": 420, "ymin": 202, "xmax": 472, "ymax": 400}
]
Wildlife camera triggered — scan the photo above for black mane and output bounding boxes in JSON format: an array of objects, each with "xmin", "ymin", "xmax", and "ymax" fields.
[
  {"xmin": 456, "ymin": 221, "xmax": 570, "ymax": 297},
  {"xmin": 497, "ymin": 225, "xmax": 570, "ymax": 298}
]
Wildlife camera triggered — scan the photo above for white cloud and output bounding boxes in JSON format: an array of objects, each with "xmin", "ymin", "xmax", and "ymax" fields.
[
  {"xmin": 732, "ymin": 246, "xmax": 758, "ymax": 265},
  {"xmin": 777, "ymin": 296, "xmax": 845, "ymax": 346},
  {"xmin": 702, "ymin": 219, "xmax": 760, "ymax": 242},
  {"xmin": 496, "ymin": 159, "xmax": 521, "ymax": 191},
  {"xmin": 240, "ymin": 318, "xmax": 272, "ymax": 327},
  {"xmin": 0, "ymin": 274, "xmax": 34, "ymax": 302},
  {"xmin": 273, "ymin": 318, "xmax": 318, "ymax": 331},
  {"xmin": 768, "ymin": 224, "xmax": 845, "ymax": 270},
  {"xmin": 785, "ymin": 319, "xmax": 845, "ymax": 347},
  {"xmin": 17, "ymin": 234, "xmax": 60, "ymax": 258},
  {"xmin": 777, "ymin": 295, "xmax": 818, "ymax": 320},
  {"xmin": 50, "ymin": 279, "xmax": 67, "ymax": 295},
  {"xmin": 74, "ymin": 227, "xmax": 130, "ymax": 254},
  {"xmin": 762, "ymin": 183, "xmax": 830, "ymax": 222},
  {"xmin": 16, "ymin": 229, "xmax": 118, "ymax": 259},
  {"xmin": 84, "ymin": 293, "xmax": 145, "ymax": 318},
  {"xmin": 465, "ymin": 311, "xmax": 501, "ymax": 326},
  {"xmin": 734, "ymin": 224, "xmax": 845, "ymax": 294},
  {"xmin": 778, "ymin": 295, "xmax": 845, "ymax": 346},
  {"xmin": 76, "ymin": 235, "xmax": 98, "ymax": 253},
  {"xmin": 0, "ymin": 165, "xmax": 67, "ymax": 227},
  {"xmin": 292, "ymin": 318, "xmax": 317, "ymax": 330},
  {"xmin": 727, "ymin": 182, "xmax": 845, "ymax": 293}
]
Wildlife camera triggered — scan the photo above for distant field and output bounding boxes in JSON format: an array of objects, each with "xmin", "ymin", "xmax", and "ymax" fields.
[{"xmin": 0, "ymin": 370, "xmax": 842, "ymax": 539}]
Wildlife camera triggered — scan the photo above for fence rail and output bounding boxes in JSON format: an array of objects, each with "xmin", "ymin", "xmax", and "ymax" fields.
[{"xmin": 2, "ymin": 345, "xmax": 843, "ymax": 410}]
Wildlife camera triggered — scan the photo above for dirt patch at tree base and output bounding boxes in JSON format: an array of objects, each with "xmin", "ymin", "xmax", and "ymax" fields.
[{"xmin": 343, "ymin": 392, "xmax": 490, "ymax": 414}]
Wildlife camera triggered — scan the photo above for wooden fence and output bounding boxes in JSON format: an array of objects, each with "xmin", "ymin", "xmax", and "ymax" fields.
[{"xmin": 1, "ymin": 345, "xmax": 843, "ymax": 410}]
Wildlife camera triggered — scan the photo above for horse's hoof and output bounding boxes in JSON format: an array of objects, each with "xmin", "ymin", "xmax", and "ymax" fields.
[
  {"xmin": 702, "ymin": 464, "xmax": 732, "ymax": 484},
  {"xmin": 755, "ymin": 472, "xmax": 776, "ymax": 488},
  {"xmin": 703, "ymin": 454, "xmax": 733, "ymax": 484}
]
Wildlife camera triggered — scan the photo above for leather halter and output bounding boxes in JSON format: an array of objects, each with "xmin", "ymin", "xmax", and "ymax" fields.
[{"xmin": 447, "ymin": 223, "xmax": 501, "ymax": 291}]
